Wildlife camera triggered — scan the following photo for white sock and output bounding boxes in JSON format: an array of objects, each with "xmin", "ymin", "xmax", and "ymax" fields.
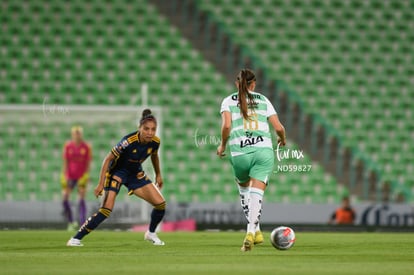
[
  {"xmin": 238, "ymin": 185, "xmax": 250, "ymax": 222},
  {"xmin": 247, "ymin": 187, "xmax": 264, "ymax": 234}
]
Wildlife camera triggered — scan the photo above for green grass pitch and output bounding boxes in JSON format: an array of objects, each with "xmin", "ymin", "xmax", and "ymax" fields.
[{"xmin": 1, "ymin": 230, "xmax": 413, "ymax": 275}]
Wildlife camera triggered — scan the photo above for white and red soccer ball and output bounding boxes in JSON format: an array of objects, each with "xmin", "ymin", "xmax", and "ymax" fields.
[{"xmin": 270, "ymin": 226, "xmax": 296, "ymax": 250}]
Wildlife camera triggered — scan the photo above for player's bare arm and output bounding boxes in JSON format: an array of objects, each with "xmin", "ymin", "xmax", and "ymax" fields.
[
  {"xmin": 67, "ymin": 109, "xmax": 166, "ymax": 246},
  {"xmin": 94, "ymin": 152, "xmax": 116, "ymax": 197},
  {"xmin": 268, "ymin": 114, "xmax": 286, "ymax": 146},
  {"xmin": 217, "ymin": 111, "xmax": 231, "ymax": 156},
  {"xmin": 151, "ymin": 152, "xmax": 163, "ymax": 189}
]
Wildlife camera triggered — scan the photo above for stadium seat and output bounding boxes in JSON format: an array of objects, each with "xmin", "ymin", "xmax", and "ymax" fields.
[
  {"xmin": 0, "ymin": 0, "xmax": 355, "ymax": 204},
  {"xmin": 195, "ymin": 0, "xmax": 414, "ymax": 201}
]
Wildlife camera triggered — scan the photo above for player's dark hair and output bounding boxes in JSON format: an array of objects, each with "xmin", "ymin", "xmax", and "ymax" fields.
[
  {"xmin": 139, "ymin": 108, "xmax": 157, "ymax": 126},
  {"xmin": 237, "ymin": 69, "xmax": 256, "ymax": 120}
]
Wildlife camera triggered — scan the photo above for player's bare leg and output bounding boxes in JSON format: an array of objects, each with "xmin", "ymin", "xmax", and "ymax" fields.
[{"xmin": 133, "ymin": 183, "xmax": 166, "ymax": 245}]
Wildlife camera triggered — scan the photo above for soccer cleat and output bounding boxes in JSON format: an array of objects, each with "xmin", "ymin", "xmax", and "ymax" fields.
[
  {"xmin": 241, "ymin": 232, "xmax": 255, "ymax": 252},
  {"xmin": 144, "ymin": 231, "xmax": 165, "ymax": 246},
  {"xmin": 254, "ymin": 230, "xmax": 264, "ymax": 245},
  {"xmin": 66, "ymin": 237, "xmax": 83, "ymax": 247}
]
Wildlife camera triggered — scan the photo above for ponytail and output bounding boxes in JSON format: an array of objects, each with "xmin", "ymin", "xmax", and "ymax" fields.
[{"xmin": 237, "ymin": 69, "xmax": 256, "ymax": 120}]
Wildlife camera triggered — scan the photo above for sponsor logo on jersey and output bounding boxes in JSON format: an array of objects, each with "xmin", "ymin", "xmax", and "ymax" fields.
[
  {"xmin": 231, "ymin": 94, "xmax": 261, "ymax": 100},
  {"xmin": 121, "ymin": 139, "xmax": 129, "ymax": 149},
  {"xmin": 245, "ymin": 131, "xmax": 253, "ymax": 138},
  {"xmin": 128, "ymin": 159, "xmax": 140, "ymax": 163},
  {"xmin": 240, "ymin": 135, "xmax": 264, "ymax": 148},
  {"xmin": 236, "ymin": 102, "xmax": 258, "ymax": 108}
]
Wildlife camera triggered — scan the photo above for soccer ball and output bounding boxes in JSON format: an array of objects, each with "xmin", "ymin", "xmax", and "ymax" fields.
[{"xmin": 270, "ymin": 226, "xmax": 296, "ymax": 250}]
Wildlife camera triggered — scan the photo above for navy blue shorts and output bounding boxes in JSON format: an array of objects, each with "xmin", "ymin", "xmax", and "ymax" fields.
[{"xmin": 104, "ymin": 169, "xmax": 152, "ymax": 195}]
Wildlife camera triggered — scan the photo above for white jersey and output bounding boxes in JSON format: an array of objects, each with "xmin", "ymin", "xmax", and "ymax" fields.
[{"xmin": 220, "ymin": 91, "xmax": 277, "ymax": 157}]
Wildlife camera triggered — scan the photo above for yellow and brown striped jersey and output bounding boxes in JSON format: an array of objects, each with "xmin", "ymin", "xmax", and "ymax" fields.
[{"xmin": 109, "ymin": 131, "xmax": 160, "ymax": 174}]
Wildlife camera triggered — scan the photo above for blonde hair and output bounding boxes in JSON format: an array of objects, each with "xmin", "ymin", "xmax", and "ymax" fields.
[{"xmin": 71, "ymin": 126, "xmax": 83, "ymax": 134}]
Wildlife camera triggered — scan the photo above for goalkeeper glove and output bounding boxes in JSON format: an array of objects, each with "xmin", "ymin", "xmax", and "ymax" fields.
[
  {"xmin": 60, "ymin": 173, "xmax": 67, "ymax": 188},
  {"xmin": 78, "ymin": 172, "xmax": 90, "ymax": 186}
]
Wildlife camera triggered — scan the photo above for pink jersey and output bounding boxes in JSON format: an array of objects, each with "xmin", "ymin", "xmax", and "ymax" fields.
[{"xmin": 63, "ymin": 141, "xmax": 91, "ymax": 180}]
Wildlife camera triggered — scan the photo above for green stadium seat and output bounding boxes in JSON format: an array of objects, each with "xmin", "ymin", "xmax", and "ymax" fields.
[
  {"xmin": 0, "ymin": 0, "xmax": 384, "ymax": 204},
  {"xmin": 195, "ymin": 0, "xmax": 412, "ymax": 202}
]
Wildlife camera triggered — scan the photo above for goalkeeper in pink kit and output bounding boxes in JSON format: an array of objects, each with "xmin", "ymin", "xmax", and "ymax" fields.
[{"xmin": 62, "ymin": 126, "xmax": 92, "ymax": 231}]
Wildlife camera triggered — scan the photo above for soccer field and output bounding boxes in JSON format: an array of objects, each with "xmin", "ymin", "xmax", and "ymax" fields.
[{"xmin": 0, "ymin": 231, "xmax": 413, "ymax": 275}]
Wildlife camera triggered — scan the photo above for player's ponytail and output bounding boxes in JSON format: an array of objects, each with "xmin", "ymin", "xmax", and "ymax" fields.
[
  {"xmin": 237, "ymin": 69, "xmax": 256, "ymax": 120},
  {"xmin": 139, "ymin": 108, "xmax": 157, "ymax": 126}
]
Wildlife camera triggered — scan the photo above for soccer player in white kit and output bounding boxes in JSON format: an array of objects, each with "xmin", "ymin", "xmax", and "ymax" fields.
[{"xmin": 217, "ymin": 69, "xmax": 286, "ymax": 251}]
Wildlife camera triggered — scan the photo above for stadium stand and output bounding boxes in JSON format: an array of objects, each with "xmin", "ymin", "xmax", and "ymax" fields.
[
  {"xmin": 190, "ymin": 0, "xmax": 414, "ymax": 202},
  {"xmin": 1, "ymin": 0, "xmax": 349, "ymax": 204}
]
